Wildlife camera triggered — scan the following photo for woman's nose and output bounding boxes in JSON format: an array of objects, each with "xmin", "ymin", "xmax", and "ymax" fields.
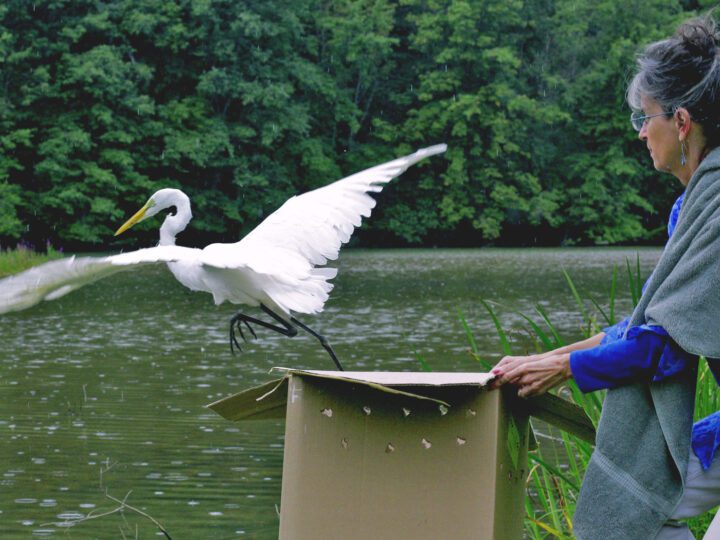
[{"xmin": 638, "ymin": 122, "xmax": 648, "ymax": 140}]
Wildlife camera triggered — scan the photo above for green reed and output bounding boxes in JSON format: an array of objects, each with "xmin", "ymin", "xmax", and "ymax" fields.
[
  {"xmin": 0, "ymin": 244, "xmax": 62, "ymax": 278},
  {"xmin": 462, "ymin": 254, "xmax": 716, "ymax": 538}
]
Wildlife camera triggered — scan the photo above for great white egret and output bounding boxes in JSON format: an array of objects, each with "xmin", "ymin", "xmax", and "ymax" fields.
[{"xmin": 0, "ymin": 144, "xmax": 447, "ymax": 369}]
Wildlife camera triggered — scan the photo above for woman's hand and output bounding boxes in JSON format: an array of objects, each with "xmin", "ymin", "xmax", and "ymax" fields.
[
  {"xmin": 491, "ymin": 352, "xmax": 572, "ymax": 398},
  {"xmin": 488, "ymin": 334, "xmax": 603, "ymax": 397}
]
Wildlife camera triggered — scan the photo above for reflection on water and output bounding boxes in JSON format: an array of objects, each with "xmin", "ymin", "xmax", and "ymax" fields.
[{"xmin": 0, "ymin": 248, "xmax": 661, "ymax": 538}]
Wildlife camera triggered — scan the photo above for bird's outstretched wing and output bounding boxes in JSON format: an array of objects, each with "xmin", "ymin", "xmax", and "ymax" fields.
[
  {"xmin": 204, "ymin": 144, "xmax": 447, "ymax": 278},
  {"xmin": 196, "ymin": 144, "xmax": 447, "ymax": 315},
  {"xmin": 0, "ymin": 246, "xmax": 198, "ymax": 315}
]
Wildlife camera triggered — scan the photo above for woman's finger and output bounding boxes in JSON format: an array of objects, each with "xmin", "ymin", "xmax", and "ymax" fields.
[
  {"xmin": 490, "ymin": 364, "xmax": 520, "ymax": 389},
  {"xmin": 497, "ymin": 362, "xmax": 531, "ymax": 385},
  {"xmin": 493, "ymin": 356, "xmax": 517, "ymax": 373}
]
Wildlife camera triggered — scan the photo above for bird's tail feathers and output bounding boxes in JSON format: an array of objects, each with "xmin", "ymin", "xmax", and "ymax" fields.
[{"xmin": 262, "ymin": 267, "xmax": 337, "ymax": 315}]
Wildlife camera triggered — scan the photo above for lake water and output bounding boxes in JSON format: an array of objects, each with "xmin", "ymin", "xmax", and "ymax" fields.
[{"xmin": 0, "ymin": 247, "xmax": 662, "ymax": 538}]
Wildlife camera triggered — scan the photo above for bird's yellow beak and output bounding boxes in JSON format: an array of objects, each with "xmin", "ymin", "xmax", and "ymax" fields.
[{"xmin": 114, "ymin": 200, "xmax": 154, "ymax": 236}]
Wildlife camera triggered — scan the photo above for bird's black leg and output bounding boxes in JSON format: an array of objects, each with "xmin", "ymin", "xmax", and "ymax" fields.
[
  {"xmin": 229, "ymin": 308, "xmax": 297, "ymax": 355},
  {"xmin": 289, "ymin": 316, "xmax": 344, "ymax": 371},
  {"xmin": 229, "ymin": 306, "xmax": 345, "ymax": 371}
]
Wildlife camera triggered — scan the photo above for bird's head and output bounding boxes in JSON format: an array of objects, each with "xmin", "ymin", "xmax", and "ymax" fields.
[{"xmin": 114, "ymin": 188, "xmax": 190, "ymax": 236}]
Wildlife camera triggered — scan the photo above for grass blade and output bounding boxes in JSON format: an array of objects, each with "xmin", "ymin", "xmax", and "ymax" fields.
[
  {"xmin": 458, "ymin": 309, "xmax": 495, "ymax": 369},
  {"xmin": 626, "ymin": 256, "xmax": 640, "ymax": 306},
  {"xmin": 534, "ymin": 304, "xmax": 564, "ymax": 348},
  {"xmin": 414, "ymin": 351, "xmax": 432, "ymax": 372},
  {"xmin": 588, "ymin": 297, "xmax": 610, "ymax": 326},
  {"xmin": 458, "ymin": 309, "xmax": 479, "ymax": 355},
  {"xmin": 517, "ymin": 312, "xmax": 555, "ymax": 350},
  {"xmin": 562, "ymin": 269, "xmax": 588, "ymax": 325},
  {"xmin": 528, "ymin": 454, "xmax": 580, "ymax": 491},
  {"xmin": 528, "ymin": 518, "xmax": 568, "ymax": 538},
  {"xmin": 479, "ymin": 299, "xmax": 512, "ymax": 356}
]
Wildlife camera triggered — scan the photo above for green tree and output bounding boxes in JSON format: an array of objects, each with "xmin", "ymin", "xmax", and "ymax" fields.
[
  {"xmin": 549, "ymin": 0, "xmax": 683, "ymax": 245},
  {"xmin": 0, "ymin": 0, "xmax": 702, "ymax": 250}
]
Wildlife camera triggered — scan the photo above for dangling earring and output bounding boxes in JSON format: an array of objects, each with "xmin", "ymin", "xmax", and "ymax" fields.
[{"xmin": 680, "ymin": 140, "xmax": 687, "ymax": 166}]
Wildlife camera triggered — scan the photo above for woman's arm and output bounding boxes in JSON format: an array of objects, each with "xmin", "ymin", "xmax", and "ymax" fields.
[
  {"xmin": 492, "ymin": 327, "xmax": 695, "ymax": 397},
  {"xmin": 534, "ymin": 333, "xmax": 606, "ymax": 357},
  {"xmin": 490, "ymin": 333, "xmax": 604, "ymax": 397}
]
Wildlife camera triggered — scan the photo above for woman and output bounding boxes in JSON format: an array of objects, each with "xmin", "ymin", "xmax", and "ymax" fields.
[{"xmin": 492, "ymin": 16, "xmax": 720, "ymax": 540}]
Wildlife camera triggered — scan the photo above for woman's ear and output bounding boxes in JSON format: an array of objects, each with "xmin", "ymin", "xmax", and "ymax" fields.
[{"xmin": 674, "ymin": 107, "xmax": 692, "ymax": 140}]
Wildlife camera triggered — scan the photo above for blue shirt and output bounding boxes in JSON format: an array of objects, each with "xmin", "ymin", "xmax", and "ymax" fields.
[
  {"xmin": 570, "ymin": 324, "xmax": 693, "ymax": 393},
  {"xmin": 570, "ymin": 193, "xmax": 720, "ymax": 470}
]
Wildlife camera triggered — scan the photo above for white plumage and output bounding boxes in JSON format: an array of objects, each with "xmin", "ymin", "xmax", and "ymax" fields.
[{"xmin": 0, "ymin": 144, "xmax": 446, "ymax": 367}]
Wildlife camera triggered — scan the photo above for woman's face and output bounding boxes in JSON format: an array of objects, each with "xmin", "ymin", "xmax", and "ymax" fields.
[{"xmin": 638, "ymin": 95, "xmax": 679, "ymax": 175}]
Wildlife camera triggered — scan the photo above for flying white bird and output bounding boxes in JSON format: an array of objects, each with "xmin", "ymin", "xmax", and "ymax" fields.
[{"xmin": 0, "ymin": 144, "xmax": 447, "ymax": 369}]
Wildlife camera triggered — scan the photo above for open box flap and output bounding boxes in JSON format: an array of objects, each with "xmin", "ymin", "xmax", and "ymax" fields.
[
  {"xmin": 207, "ymin": 369, "xmax": 596, "ymax": 444},
  {"xmin": 207, "ymin": 369, "xmax": 488, "ymax": 421},
  {"xmin": 208, "ymin": 377, "xmax": 290, "ymax": 421},
  {"xmin": 271, "ymin": 369, "xmax": 496, "ymax": 387}
]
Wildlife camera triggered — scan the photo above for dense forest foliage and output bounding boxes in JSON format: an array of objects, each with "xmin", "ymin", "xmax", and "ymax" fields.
[{"xmin": 0, "ymin": 0, "xmax": 714, "ymax": 250}]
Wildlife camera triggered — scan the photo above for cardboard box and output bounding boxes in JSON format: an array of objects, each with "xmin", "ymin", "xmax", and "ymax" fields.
[{"xmin": 208, "ymin": 370, "xmax": 594, "ymax": 540}]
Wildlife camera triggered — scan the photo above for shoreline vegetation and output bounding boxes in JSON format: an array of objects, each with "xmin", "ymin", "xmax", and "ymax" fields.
[
  {"xmin": 0, "ymin": 245, "xmax": 63, "ymax": 278},
  {"xmin": 0, "ymin": 1, "xmax": 696, "ymax": 251}
]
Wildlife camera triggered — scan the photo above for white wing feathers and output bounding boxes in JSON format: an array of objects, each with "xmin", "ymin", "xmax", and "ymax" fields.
[
  {"xmin": 222, "ymin": 144, "xmax": 448, "ymax": 276},
  {"xmin": 197, "ymin": 144, "xmax": 446, "ymax": 316},
  {"xmin": 0, "ymin": 246, "xmax": 197, "ymax": 315}
]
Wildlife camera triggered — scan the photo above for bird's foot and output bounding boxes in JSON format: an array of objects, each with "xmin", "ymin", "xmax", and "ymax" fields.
[
  {"xmin": 229, "ymin": 317, "xmax": 258, "ymax": 354},
  {"xmin": 229, "ymin": 322, "xmax": 243, "ymax": 354}
]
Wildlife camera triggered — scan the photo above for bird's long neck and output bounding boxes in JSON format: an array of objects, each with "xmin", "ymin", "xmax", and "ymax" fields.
[{"xmin": 159, "ymin": 195, "xmax": 192, "ymax": 246}]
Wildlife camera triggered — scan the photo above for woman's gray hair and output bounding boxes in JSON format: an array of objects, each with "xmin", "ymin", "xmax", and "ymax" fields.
[{"xmin": 627, "ymin": 15, "xmax": 720, "ymax": 146}]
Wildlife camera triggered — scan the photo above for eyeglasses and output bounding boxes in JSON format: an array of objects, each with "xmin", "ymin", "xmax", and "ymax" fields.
[{"xmin": 630, "ymin": 111, "xmax": 673, "ymax": 132}]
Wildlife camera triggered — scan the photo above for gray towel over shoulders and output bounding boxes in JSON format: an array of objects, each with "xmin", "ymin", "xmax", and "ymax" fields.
[
  {"xmin": 574, "ymin": 146, "xmax": 720, "ymax": 540},
  {"xmin": 639, "ymin": 147, "xmax": 720, "ymax": 358}
]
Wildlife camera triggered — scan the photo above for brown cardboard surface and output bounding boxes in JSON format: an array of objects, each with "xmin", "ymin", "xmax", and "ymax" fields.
[
  {"xmin": 272, "ymin": 368, "xmax": 496, "ymax": 387},
  {"xmin": 278, "ymin": 375, "xmax": 528, "ymax": 540}
]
